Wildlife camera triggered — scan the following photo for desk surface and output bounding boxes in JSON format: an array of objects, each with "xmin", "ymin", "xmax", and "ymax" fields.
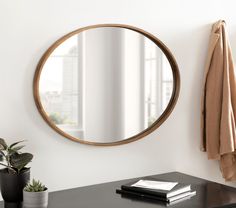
[{"xmin": 1, "ymin": 172, "xmax": 236, "ymax": 208}]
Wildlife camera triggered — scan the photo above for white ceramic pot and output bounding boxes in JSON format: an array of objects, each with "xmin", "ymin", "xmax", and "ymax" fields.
[{"xmin": 23, "ymin": 189, "xmax": 48, "ymax": 208}]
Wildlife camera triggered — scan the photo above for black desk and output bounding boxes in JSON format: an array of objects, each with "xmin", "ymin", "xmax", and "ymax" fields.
[{"xmin": 1, "ymin": 172, "xmax": 236, "ymax": 208}]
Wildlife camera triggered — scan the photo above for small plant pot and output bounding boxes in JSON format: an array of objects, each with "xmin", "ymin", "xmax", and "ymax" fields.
[
  {"xmin": 23, "ymin": 189, "xmax": 48, "ymax": 208},
  {"xmin": 0, "ymin": 168, "xmax": 30, "ymax": 202}
]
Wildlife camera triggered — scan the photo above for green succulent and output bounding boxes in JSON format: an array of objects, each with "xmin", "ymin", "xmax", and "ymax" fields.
[
  {"xmin": 24, "ymin": 179, "xmax": 47, "ymax": 192},
  {"xmin": 0, "ymin": 138, "xmax": 33, "ymax": 174}
]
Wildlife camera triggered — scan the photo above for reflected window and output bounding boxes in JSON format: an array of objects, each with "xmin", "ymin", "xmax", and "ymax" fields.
[
  {"xmin": 144, "ymin": 38, "xmax": 173, "ymax": 128},
  {"xmin": 40, "ymin": 36, "xmax": 84, "ymax": 136}
]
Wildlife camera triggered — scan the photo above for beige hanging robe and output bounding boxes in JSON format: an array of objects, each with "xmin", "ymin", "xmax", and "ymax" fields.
[{"xmin": 201, "ymin": 20, "xmax": 236, "ymax": 181}]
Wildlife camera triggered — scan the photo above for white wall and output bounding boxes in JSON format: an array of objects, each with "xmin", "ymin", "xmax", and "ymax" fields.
[{"xmin": 1, "ymin": 0, "xmax": 236, "ymax": 196}]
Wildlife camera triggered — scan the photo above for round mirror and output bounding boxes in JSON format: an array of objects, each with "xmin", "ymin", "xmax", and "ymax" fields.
[{"xmin": 34, "ymin": 24, "xmax": 180, "ymax": 146}]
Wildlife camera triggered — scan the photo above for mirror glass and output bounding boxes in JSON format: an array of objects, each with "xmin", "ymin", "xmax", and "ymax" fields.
[{"xmin": 36, "ymin": 26, "xmax": 177, "ymax": 144}]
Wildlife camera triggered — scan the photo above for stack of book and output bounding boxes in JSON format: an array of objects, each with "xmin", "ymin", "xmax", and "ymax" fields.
[{"xmin": 116, "ymin": 178, "xmax": 196, "ymax": 205}]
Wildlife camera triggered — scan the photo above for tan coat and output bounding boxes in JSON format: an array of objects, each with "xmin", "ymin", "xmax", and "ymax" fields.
[{"xmin": 201, "ymin": 20, "xmax": 236, "ymax": 181}]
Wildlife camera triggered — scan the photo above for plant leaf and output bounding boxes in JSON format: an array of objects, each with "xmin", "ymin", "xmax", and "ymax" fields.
[
  {"xmin": 0, "ymin": 155, "xmax": 3, "ymax": 162},
  {"xmin": 0, "ymin": 150, "xmax": 5, "ymax": 157},
  {"xmin": 9, "ymin": 140, "xmax": 25, "ymax": 149},
  {"xmin": 7, "ymin": 145, "xmax": 25, "ymax": 157},
  {"xmin": 0, "ymin": 163, "xmax": 16, "ymax": 173},
  {"xmin": 0, "ymin": 162, "xmax": 8, "ymax": 168},
  {"xmin": 0, "ymin": 138, "xmax": 7, "ymax": 150},
  {"xmin": 8, "ymin": 148, "xmax": 18, "ymax": 156},
  {"xmin": 0, "ymin": 150, "xmax": 5, "ymax": 162},
  {"xmin": 10, "ymin": 153, "xmax": 33, "ymax": 172},
  {"xmin": 12, "ymin": 145, "xmax": 25, "ymax": 152}
]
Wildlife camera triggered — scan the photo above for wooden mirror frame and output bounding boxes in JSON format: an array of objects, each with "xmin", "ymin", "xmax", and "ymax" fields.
[{"xmin": 33, "ymin": 24, "xmax": 180, "ymax": 146}]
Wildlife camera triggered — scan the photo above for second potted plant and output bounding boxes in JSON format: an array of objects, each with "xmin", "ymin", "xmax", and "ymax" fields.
[
  {"xmin": 0, "ymin": 138, "xmax": 33, "ymax": 202},
  {"xmin": 23, "ymin": 179, "xmax": 48, "ymax": 208}
]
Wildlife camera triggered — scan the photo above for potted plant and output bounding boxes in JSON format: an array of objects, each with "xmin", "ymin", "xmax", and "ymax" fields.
[
  {"xmin": 23, "ymin": 179, "xmax": 48, "ymax": 208},
  {"xmin": 0, "ymin": 138, "xmax": 33, "ymax": 202}
]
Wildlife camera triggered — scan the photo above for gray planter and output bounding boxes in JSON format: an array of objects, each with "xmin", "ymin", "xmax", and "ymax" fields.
[{"xmin": 23, "ymin": 189, "xmax": 48, "ymax": 208}]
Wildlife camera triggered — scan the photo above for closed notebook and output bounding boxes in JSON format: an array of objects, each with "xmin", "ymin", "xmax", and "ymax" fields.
[
  {"xmin": 116, "ymin": 189, "xmax": 196, "ymax": 203},
  {"xmin": 121, "ymin": 178, "xmax": 191, "ymax": 198}
]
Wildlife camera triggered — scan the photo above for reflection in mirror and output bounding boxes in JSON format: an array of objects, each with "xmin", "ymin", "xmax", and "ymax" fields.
[{"xmin": 37, "ymin": 27, "xmax": 176, "ymax": 144}]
